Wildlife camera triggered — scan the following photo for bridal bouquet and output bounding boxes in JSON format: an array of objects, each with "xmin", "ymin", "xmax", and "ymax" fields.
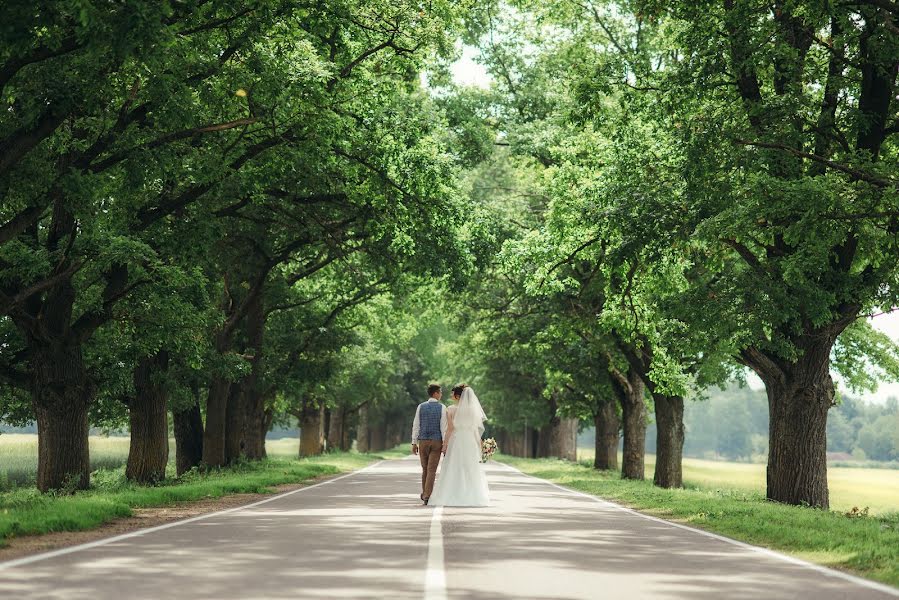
[{"xmin": 481, "ymin": 438, "xmax": 498, "ymax": 462}]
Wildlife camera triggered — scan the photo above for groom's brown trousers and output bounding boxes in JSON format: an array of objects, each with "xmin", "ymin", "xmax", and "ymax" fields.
[{"xmin": 419, "ymin": 439, "xmax": 443, "ymax": 500}]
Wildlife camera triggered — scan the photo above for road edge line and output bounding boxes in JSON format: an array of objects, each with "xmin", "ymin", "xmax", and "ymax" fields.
[
  {"xmin": 497, "ymin": 461, "xmax": 899, "ymax": 598},
  {"xmin": 0, "ymin": 459, "xmax": 386, "ymax": 572}
]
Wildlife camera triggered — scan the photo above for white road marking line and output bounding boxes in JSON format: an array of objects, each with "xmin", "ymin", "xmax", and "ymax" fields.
[
  {"xmin": 424, "ymin": 506, "xmax": 447, "ymax": 600},
  {"xmin": 500, "ymin": 462, "xmax": 899, "ymax": 598},
  {"xmin": 0, "ymin": 460, "xmax": 385, "ymax": 572}
]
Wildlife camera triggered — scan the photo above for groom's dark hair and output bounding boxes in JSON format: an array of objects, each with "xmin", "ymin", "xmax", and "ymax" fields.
[{"xmin": 427, "ymin": 384, "xmax": 442, "ymax": 397}]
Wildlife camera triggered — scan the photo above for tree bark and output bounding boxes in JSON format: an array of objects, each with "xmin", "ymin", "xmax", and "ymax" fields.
[
  {"xmin": 327, "ymin": 408, "xmax": 344, "ymax": 451},
  {"xmin": 243, "ymin": 387, "xmax": 267, "ymax": 460},
  {"xmin": 369, "ymin": 422, "xmax": 387, "ymax": 452},
  {"xmin": 173, "ymin": 393, "xmax": 204, "ymax": 476},
  {"xmin": 527, "ymin": 427, "xmax": 539, "ymax": 458},
  {"xmin": 340, "ymin": 419, "xmax": 352, "ymax": 451},
  {"xmin": 203, "ymin": 277, "xmax": 242, "ymax": 468},
  {"xmin": 613, "ymin": 367, "xmax": 646, "ymax": 480},
  {"xmin": 322, "ymin": 408, "xmax": 332, "ymax": 451},
  {"xmin": 386, "ymin": 419, "xmax": 405, "ymax": 450},
  {"xmin": 767, "ymin": 382, "xmax": 830, "ymax": 508},
  {"xmin": 203, "ymin": 376, "xmax": 230, "ymax": 467},
  {"xmin": 261, "ymin": 407, "xmax": 274, "ymax": 458},
  {"xmin": 126, "ymin": 351, "xmax": 170, "ymax": 483},
  {"xmin": 538, "ymin": 413, "xmax": 577, "ymax": 460},
  {"xmin": 240, "ymin": 293, "xmax": 266, "ymax": 460},
  {"xmin": 356, "ymin": 404, "xmax": 370, "ymax": 452},
  {"xmin": 593, "ymin": 401, "xmax": 619, "ymax": 470},
  {"xmin": 224, "ymin": 381, "xmax": 245, "ymax": 463},
  {"xmin": 31, "ymin": 338, "xmax": 92, "ymax": 492},
  {"xmin": 505, "ymin": 430, "xmax": 519, "ymax": 456},
  {"xmin": 652, "ymin": 393, "xmax": 684, "ymax": 488},
  {"xmin": 299, "ymin": 401, "xmax": 324, "ymax": 457},
  {"xmin": 744, "ymin": 341, "xmax": 834, "ymax": 509}
]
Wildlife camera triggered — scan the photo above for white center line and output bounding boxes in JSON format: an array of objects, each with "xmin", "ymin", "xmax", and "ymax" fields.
[{"xmin": 424, "ymin": 506, "xmax": 447, "ymax": 600}]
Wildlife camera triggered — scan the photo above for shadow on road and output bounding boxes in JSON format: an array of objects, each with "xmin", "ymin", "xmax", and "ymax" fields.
[{"xmin": 0, "ymin": 460, "xmax": 894, "ymax": 600}]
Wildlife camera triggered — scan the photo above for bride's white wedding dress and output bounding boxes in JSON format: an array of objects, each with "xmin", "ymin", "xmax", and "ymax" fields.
[{"xmin": 429, "ymin": 387, "xmax": 490, "ymax": 507}]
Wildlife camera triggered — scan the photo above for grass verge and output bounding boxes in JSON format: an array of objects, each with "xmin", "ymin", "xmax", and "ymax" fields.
[
  {"xmin": 0, "ymin": 451, "xmax": 387, "ymax": 549},
  {"xmin": 576, "ymin": 449, "xmax": 899, "ymax": 515},
  {"xmin": 500, "ymin": 455, "xmax": 899, "ymax": 589}
]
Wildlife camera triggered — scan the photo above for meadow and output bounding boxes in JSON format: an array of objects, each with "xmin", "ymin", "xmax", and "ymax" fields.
[
  {"xmin": 0, "ymin": 434, "xmax": 308, "ymax": 492},
  {"xmin": 576, "ymin": 449, "xmax": 899, "ymax": 515}
]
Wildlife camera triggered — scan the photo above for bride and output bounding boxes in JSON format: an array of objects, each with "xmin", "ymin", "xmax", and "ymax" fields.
[{"xmin": 429, "ymin": 384, "xmax": 490, "ymax": 507}]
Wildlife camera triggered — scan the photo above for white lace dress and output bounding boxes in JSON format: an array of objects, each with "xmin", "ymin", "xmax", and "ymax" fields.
[{"xmin": 429, "ymin": 404, "xmax": 490, "ymax": 507}]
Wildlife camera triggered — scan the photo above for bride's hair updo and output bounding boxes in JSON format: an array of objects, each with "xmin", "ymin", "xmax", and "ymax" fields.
[{"xmin": 451, "ymin": 383, "xmax": 467, "ymax": 397}]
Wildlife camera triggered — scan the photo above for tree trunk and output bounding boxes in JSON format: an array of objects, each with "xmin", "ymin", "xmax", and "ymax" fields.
[
  {"xmin": 653, "ymin": 393, "xmax": 684, "ymax": 488},
  {"xmin": 322, "ymin": 408, "xmax": 332, "ymax": 451},
  {"xmin": 527, "ymin": 427, "xmax": 539, "ymax": 458},
  {"xmin": 203, "ymin": 281, "xmax": 241, "ymax": 468},
  {"xmin": 505, "ymin": 430, "xmax": 523, "ymax": 457},
  {"xmin": 261, "ymin": 407, "xmax": 275, "ymax": 458},
  {"xmin": 327, "ymin": 408, "xmax": 344, "ymax": 452},
  {"xmin": 746, "ymin": 343, "xmax": 834, "ymax": 509},
  {"xmin": 340, "ymin": 420, "xmax": 352, "ymax": 451},
  {"xmin": 495, "ymin": 430, "xmax": 509, "ymax": 456},
  {"xmin": 203, "ymin": 377, "xmax": 230, "ymax": 467},
  {"xmin": 243, "ymin": 387, "xmax": 267, "ymax": 460},
  {"xmin": 369, "ymin": 422, "xmax": 387, "ymax": 452},
  {"xmin": 538, "ymin": 413, "xmax": 577, "ymax": 460},
  {"xmin": 593, "ymin": 401, "xmax": 619, "ymax": 470},
  {"xmin": 127, "ymin": 351, "xmax": 170, "ymax": 484},
  {"xmin": 240, "ymin": 294, "xmax": 266, "ymax": 460},
  {"xmin": 614, "ymin": 368, "xmax": 646, "ymax": 480},
  {"xmin": 386, "ymin": 420, "xmax": 404, "ymax": 450},
  {"xmin": 299, "ymin": 402, "xmax": 324, "ymax": 457},
  {"xmin": 173, "ymin": 393, "xmax": 204, "ymax": 476},
  {"xmin": 356, "ymin": 405, "xmax": 370, "ymax": 452},
  {"xmin": 224, "ymin": 381, "xmax": 246, "ymax": 464},
  {"xmin": 31, "ymin": 338, "xmax": 92, "ymax": 492}
]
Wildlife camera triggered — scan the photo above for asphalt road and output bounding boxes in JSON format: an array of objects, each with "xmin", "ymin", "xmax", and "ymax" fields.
[{"xmin": 0, "ymin": 457, "xmax": 896, "ymax": 600}]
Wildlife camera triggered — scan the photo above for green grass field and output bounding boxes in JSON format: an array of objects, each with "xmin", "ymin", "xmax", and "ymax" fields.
[
  {"xmin": 0, "ymin": 434, "xmax": 315, "ymax": 492},
  {"xmin": 1, "ymin": 434, "xmax": 135, "ymax": 490},
  {"xmin": 576, "ymin": 449, "xmax": 899, "ymax": 515}
]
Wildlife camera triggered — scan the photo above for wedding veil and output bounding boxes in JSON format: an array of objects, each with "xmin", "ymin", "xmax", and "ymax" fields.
[{"xmin": 453, "ymin": 387, "xmax": 487, "ymax": 436}]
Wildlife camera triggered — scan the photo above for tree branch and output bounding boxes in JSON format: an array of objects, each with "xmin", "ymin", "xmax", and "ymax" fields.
[
  {"xmin": 136, "ymin": 134, "xmax": 286, "ymax": 229},
  {"xmin": 733, "ymin": 138, "xmax": 896, "ymax": 187},
  {"xmin": 89, "ymin": 118, "xmax": 259, "ymax": 173},
  {"xmin": 0, "ymin": 260, "xmax": 84, "ymax": 315},
  {"xmin": 0, "ymin": 205, "xmax": 47, "ymax": 246},
  {"xmin": 0, "ymin": 35, "xmax": 83, "ymax": 91},
  {"xmin": 738, "ymin": 346, "xmax": 786, "ymax": 385},
  {"xmin": 0, "ymin": 110, "xmax": 67, "ymax": 177}
]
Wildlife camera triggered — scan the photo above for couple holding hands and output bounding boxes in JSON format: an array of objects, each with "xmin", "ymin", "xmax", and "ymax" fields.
[{"xmin": 410, "ymin": 383, "xmax": 490, "ymax": 507}]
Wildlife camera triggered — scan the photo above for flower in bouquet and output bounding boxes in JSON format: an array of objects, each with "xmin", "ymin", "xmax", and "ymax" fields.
[{"xmin": 481, "ymin": 437, "xmax": 498, "ymax": 462}]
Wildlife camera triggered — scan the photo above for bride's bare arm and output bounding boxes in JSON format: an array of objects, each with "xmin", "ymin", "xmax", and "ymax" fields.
[{"xmin": 443, "ymin": 407, "xmax": 455, "ymax": 453}]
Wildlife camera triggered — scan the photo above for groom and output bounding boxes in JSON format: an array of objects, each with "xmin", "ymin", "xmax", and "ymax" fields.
[{"xmin": 411, "ymin": 383, "xmax": 448, "ymax": 505}]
